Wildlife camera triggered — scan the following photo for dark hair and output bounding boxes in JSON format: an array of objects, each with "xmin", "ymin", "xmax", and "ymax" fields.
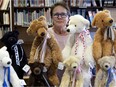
[{"xmin": 50, "ymin": 1, "xmax": 70, "ymax": 17}]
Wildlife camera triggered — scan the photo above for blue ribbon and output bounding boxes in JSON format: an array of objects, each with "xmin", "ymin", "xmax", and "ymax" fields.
[
  {"xmin": 106, "ymin": 68, "xmax": 115, "ymax": 87},
  {"xmin": 3, "ymin": 67, "xmax": 10, "ymax": 87}
]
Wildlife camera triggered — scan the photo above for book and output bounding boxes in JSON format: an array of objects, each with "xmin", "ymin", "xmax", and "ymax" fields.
[{"xmin": 0, "ymin": 0, "xmax": 10, "ymax": 10}]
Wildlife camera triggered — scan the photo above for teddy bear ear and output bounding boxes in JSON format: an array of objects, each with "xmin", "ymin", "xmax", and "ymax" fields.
[
  {"xmin": 1, "ymin": 46, "xmax": 7, "ymax": 51},
  {"xmin": 103, "ymin": 10, "xmax": 110, "ymax": 13},
  {"xmin": 13, "ymin": 30, "xmax": 19, "ymax": 36},
  {"xmin": 37, "ymin": 16, "xmax": 46, "ymax": 21}
]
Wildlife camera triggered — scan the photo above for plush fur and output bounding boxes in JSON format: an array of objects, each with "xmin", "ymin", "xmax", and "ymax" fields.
[
  {"xmin": 92, "ymin": 10, "xmax": 116, "ymax": 72},
  {"xmin": 1, "ymin": 30, "xmax": 28, "ymax": 79},
  {"xmin": 60, "ymin": 56, "xmax": 84, "ymax": 87},
  {"xmin": 0, "ymin": 46, "xmax": 21, "ymax": 87},
  {"xmin": 62, "ymin": 14, "xmax": 94, "ymax": 87},
  {"xmin": 26, "ymin": 16, "xmax": 63, "ymax": 86},
  {"xmin": 94, "ymin": 56, "xmax": 116, "ymax": 87},
  {"xmin": 27, "ymin": 62, "xmax": 52, "ymax": 86}
]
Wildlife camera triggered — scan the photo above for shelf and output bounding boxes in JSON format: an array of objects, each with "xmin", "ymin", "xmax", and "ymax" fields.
[
  {"xmin": 0, "ymin": 10, "xmax": 9, "ymax": 12},
  {"xmin": 70, "ymin": 6, "xmax": 103, "ymax": 9},
  {"xmin": 0, "ymin": 24, "xmax": 10, "ymax": 27},
  {"xmin": 14, "ymin": 6, "xmax": 51, "ymax": 10}
]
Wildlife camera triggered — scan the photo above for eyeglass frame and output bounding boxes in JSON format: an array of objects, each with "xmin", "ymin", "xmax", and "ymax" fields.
[{"xmin": 53, "ymin": 12, "xmax": 68, "ymax": 18}]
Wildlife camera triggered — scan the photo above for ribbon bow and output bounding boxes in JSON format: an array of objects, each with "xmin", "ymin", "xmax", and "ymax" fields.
[
  {"xmin": 3, "ymin": 67, "xmax": 10, "ymax": 87},
  {"xmin": 106, "ymin": 68, "xmax": 116, "ymax": 87}
]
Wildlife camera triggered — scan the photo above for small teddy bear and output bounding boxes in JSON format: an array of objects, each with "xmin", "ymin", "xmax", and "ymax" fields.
[
  {"xmin": 92, "ymin": 10, "xmax": 116, "ymax": 72},
  {"xmin": 60, "ymin": 56, "xmax": 84, "ymax": 87},
  {"xmin": 26, "ymin": 16, "xmax": 63, "ymax": 86},
  {"xmin": 1, "ymin": 30, "xmax": 29, "ymax": 79},
  {"xmin": 94, "ymin": 56, "xmax": 116, "ymax": 87},
  {"xmin": 62, "ymin": 14, "xmax": 94, "ymax": 87},
  {"xmin": 0, "ymin": 46, "xmax": 21, "ymax": 87},
  {"xmin": 27, "ymin": 62, "xmax": 52, "ymax": 86}
]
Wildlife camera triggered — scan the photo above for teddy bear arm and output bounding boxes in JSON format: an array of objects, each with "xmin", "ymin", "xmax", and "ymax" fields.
[
  {"xmin": 28, "ymin": 40, "xmax": 39, "ymax": 63},
  {"xmin": 93, "ymin": 41, "xmax": 102, "ymax": 60},
  {"xmin": 62, "ymin": 34, "xmax": 74, "ymax": 60},
  {"xmin": 102, "ymin": 40, "xmax": 113, "ymax": 56},
  {"xmin": 27, "ymin": 75, "xmax": 35, "ymax": 86},
  {"xmin": 60, "ymin": 70, "xmax": 70, "ymax": 87},
  {"xmin": 10, "ymin": 66, "xmax": 21, "ymax": 87},
  {"xmin": 47, "ymin": 36, "xmax": 63, "ymax": 63},
  {"xmin": 94, "ymin": 69, "xmax": 102, "ymax": 87}
]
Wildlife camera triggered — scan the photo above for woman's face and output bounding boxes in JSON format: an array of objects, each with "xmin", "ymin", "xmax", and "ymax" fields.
[{"xmin": 52, "ymin": 6, "xmax": 69, "ymax": 28}]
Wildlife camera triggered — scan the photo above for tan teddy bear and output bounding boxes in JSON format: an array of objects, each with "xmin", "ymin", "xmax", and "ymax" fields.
[
  {"xmin": 92, "ymin": 10, "xmax": 116, "ymax": 72},
  {"xmin": 27, "ymin": 16, "xmax": 63, "ymax": 86},
  {"xmin": 60, "ymin": 56, "xmax": 84, "ymax": 87},
  {"xmin": 94, "ymin": 56, "xmax": 116, "ymax": 87}
]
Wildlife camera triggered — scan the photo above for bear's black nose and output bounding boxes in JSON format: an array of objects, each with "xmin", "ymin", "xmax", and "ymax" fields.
[
  {"xmin": 41, "ymin": 32, "xmax": 45, "ymax": 36},
  {"xmin": 67, "ymin": 29, "xmax": 70, "ymax": 32},
  {"xmin": 73, "ymin": 66, "xmax": 76, "ymax": 68},
  {"xmin": 109, "ymin": 19, "xmax": 113, "ymax": 23},
  {"xmin": 105, "ymin": 65, "xmax": 108, "ymax": 68},
  {"xmin": 7, "ymin": 61, "xmax": 11, "ymax": 65}
]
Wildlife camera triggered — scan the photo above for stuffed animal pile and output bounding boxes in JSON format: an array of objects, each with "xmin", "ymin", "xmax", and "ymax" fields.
[
  {"xmin": 1, "ymin": 30, "xmax": 29, "ymax": 79},
  {"xmin": 94, "ymin": 56, "xmax": 116, "ymax": 87},
  {"xmin": 62, "ymin": 14, "xmax": 94, "ymax": 87},
  {"xmin": 0, "ymin": 46, "xmax": 21, "ymax": 87},
  {"xmin": 27, "ymin": 62, "xmax": 52, "ymax": 86},
  {"xmin": 26, "ymin": 16, "xmax": 63, "ymax": 86},
  {"xmin": 60, "ymin": 56, "xmax": 84, "ymax": 87},
  {"xmin": 92, "ymin": 10, "xmax": 116, "ymax": 72}
]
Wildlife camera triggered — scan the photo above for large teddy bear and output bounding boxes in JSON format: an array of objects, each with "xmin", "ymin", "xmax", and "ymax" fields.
[
  {"xmin": 0, "ymin": 46, "xmax": 21, "ymax": 87},
  {"xmin": 26, "ymin": 16, "xmax": 63, "ymax": 86},
  {"xmin": 1, "ymin": 30, "xmax": 29, "ymax": 79},
  {"xmin": 62, "ymin": 14, "xmax": 95, "ymax": 87},
  {"xmin": 94, "ymin": 56, "xmax": 116, "ymax": 87},
  {"xmin": 92, "ymin": 10, "xmax": 115, "ymax": 72},
  {"xmin": 60, "ymin": 56, "xmax": 84, "ymax": 87}
]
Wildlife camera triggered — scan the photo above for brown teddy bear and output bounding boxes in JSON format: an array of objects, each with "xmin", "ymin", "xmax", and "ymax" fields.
[
  {"xmin": 27, "ymin": 62, "xmax": 52, "ymax": 86},
  {"xmin": 92, "ymin": 10, "xmax": 116, "ymax": 72},
  {"xmin": 27, "ymin": 16, "xmax": 63, "ymax": 86}
]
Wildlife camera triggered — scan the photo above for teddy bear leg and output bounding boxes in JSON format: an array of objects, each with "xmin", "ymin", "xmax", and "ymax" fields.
[{"xmin": 49, "ymin": 74, "xmax": 59, "ymax": 86}]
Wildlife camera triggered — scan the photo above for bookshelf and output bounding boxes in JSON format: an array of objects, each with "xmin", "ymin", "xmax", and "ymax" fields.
[{"xmin": 3, "ymin": 0, "xmax": 115, "ymax": 59}]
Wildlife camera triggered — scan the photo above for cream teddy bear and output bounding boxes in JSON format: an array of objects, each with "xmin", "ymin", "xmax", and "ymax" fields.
[
  {"xmin": 62, "ymin": 14, "xmax": 95, "ymax": 87},
  {"xmin": 94, "ymin": 56, "xmax": 116, "ymax": 87},
  {"xmin": 60, "ymin": 56, "xmax": 84, "ymax": 87}
]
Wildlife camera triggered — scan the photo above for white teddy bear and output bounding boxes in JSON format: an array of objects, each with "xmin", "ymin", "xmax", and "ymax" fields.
[
  {"xmin": 94, "ymin": 56, "xmax": 116, "ymax": 87},
  {"xmin": 0, "ymin": 46, "xmax": 21, "ymax": 87},
  {"xmin": 62, "ymin": 14, "xmax": 95, "ymax": 87},
  {"xmin": 60, "ymin": 56, "xmax": 84, "ymax": 87}
]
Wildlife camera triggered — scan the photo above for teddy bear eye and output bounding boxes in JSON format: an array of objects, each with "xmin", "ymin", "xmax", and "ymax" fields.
[
  {"xmin": 102, "ymin": 20, "xmax": 104, "ymax": 22},
  {"xmin": 75, "ymin": 25, "xmax": 76, "ymax": 27}
]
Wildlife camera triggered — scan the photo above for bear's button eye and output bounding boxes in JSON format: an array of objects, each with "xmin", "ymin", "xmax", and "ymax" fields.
[
  {"xmin": 75, "ymin": 25, "xmax": 76, "ymax": 27},
  {"xmin": 102, "ymin": 20, "xmax": 104, "ymax": 22}
]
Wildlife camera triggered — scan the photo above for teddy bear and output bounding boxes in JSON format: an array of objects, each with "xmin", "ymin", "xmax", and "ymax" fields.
[
  {"xmin": 0, "ymin": 46, "xmax": 21, "ymax": 87},
  {"xmin": 92, "ymin": 10, "xmax": 115, "ymax": 72},
  {"xmin": 62, "ymin": 14, "xmax": 95, "ymax": 87},
  {"xmin": 27, "ymin": 62, "xmax": 52, "ymax": 87},
  {"xmin": 94, "ymin": 56, "xmax": 116, "ymax": 87},
  {"xmin": 60, "ymin": 56, "xmax": 84, "ymax": 87},
  {"xmin": 1, "ymin": 30, "xmax": 29, "ymax": 79},
  {"xmin": 26, "ymin": 16, "xmax": 63, "ymax": 86}
]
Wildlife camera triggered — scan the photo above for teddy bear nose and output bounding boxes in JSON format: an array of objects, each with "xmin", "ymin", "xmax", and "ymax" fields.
[
  {"xmin": 73, "ymin": 66, "xmax": 76, "ymax": 68},
  {"xmin": 105, "ymin": 65, "xmax": 108, "ymax": 68},
  {"xmin": 41, "ymin": 32, "xmax": 45, "ymax": 36},
  {"xmin": 109, "ymin": 19, "xmax": 113, "ymax": 23},
  {"xmin": 67, "ymin": 29, "xmax": 70, "ymax": 32},
  {"xmin": 7, "ymin": 61, "xmax": 11, "ymax": 65}
]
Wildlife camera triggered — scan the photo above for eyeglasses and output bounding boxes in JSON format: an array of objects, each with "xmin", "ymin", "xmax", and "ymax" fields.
[{"xmin": 53, "ymin": 12, "xmax": 68, "ymax": 18}]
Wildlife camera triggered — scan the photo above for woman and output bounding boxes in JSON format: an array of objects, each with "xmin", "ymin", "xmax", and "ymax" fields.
[
  {"xmin": 48, "ymin": 1, "xmax": 70, "ymax": 50},
  {"xmin": 48, "ymin": 1, "xmax": 70, "ymax": 84}
]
